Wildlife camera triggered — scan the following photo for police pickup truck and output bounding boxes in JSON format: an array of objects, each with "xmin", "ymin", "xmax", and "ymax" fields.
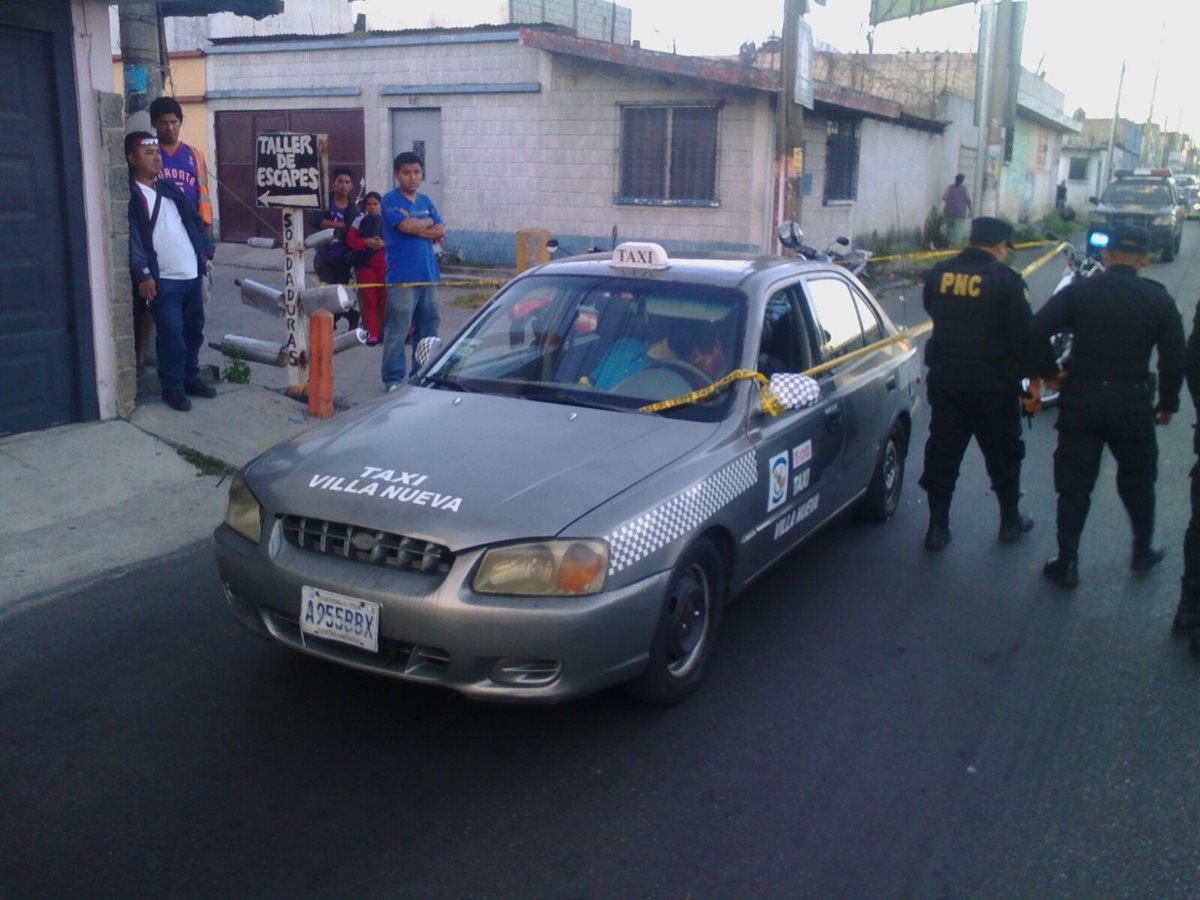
[{"xmin": 1087, "ymin": 168, "xmax": 1187, "ymax": 261}]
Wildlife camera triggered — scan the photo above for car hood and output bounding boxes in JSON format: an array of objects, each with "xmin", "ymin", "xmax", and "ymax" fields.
[
  {"xmin": 1095, "ymin": 202, "xmax": 1174, "ymax": 215},
  {"xmin": 246, "ymin": 388, "xmax": 718, "ymax": 549}
]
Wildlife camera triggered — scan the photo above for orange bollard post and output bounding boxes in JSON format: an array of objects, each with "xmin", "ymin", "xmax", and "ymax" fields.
[{"xmin": 307, "ymin": 309, "xmax": 334, "ymax": 418}]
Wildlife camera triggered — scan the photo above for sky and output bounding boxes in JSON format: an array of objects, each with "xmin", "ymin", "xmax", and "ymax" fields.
[
  {"xmin": 625, "ymin": 0, "xmax": 1198, "ymax": 133},
  {"xmin": 358, "ymin": 0, "xmax": 1200, "ymax": 135}
]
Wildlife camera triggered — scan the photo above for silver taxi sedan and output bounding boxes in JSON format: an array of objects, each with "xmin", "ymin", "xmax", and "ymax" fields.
[{"xmin": 215, "ymin": 242, "xmax": 920, "ymax": 704}]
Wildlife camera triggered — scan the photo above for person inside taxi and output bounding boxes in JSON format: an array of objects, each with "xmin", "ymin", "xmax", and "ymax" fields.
[{"xmin": 583, "ymin": 319, "xmax": 714, "ymax": 391}]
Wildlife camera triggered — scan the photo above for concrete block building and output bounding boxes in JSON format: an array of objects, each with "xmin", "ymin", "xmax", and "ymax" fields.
[{"xmin": 203, "ymin": 25, "xmax": 779, "ymax": 263}]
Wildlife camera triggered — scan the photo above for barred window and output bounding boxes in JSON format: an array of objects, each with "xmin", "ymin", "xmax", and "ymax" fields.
[
  {"xmin": 619, "ymin": 105, "xmax": 719, "ymax": 204},
  {"xmin": 824, "ymin": 117, "xmax": 859, "ymax": 203}
]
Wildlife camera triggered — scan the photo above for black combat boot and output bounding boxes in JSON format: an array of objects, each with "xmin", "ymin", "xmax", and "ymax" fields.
[
  {"xmin": 924, "ymin": 496, "xmax": 952, "ymax": 551},
  {"xmin": 998, "ymin": 500, "xmax": 1034, "ymax": 543},
  {"xmin": 1044, "ymin": 533, "xmax": 1080, "ymax": 589},
  {"xmin": 1172, "ymin": 578, "xmax": 1200, "ymax": 635},
  {"xmin": 1130, "ymin": 541, "xmax": 1166, "ymax": 573}
]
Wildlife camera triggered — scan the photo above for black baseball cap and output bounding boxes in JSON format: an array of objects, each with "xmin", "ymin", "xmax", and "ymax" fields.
[
  {"xmin": 1108, "ymin": 225, "xmax": 1151, "ymax": 254},
  {"xmin": 969, "ymin": 216, "xmax": 1015, "ymax": 247}
]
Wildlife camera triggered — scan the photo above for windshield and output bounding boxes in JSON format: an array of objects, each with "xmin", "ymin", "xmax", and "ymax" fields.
[
  {"xmin": 1102, "ymin": 181, "xmax": 1172, "ymax": 205},
  {"xmin": 420, "ymin": 273, "xmax": 747, "ymax": 421}
]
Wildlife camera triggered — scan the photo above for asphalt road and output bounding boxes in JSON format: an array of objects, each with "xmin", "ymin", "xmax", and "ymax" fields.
[{"xmin": 4, "ymin": 228, "xmax": 1200, "ymax": 898}]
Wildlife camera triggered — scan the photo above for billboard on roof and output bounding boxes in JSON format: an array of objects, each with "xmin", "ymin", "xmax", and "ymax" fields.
[{"xmin": 869, "ymin": 0, "xmax": 976, "ymax": 26}]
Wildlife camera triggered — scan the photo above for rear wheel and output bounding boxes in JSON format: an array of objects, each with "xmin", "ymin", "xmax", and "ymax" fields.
[
  {"xmin": 856, "ymin": 421, "xmax": 907, "ymax": 522},
  {"xmin": 625, "ymin": 538, "xmax": 724, "ymax": 704}
]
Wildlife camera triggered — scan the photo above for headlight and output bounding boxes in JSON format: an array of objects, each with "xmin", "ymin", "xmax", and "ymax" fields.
[
  {"xmin": 1087, "ymin": 213, "xmax": 1107, "ymax": 225},
  {"xmin": 224, "ymin": 472, "xmax": 262, "ymax": 543},
  {"xmin": 474, "ymin": 540, "xmax": 608, "ymax": 596},
  {"xmin": 1152, "ymin": 215, "xmax": 1174, "ymax": 226}
]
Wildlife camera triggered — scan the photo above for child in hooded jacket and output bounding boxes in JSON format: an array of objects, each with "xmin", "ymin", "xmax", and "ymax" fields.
[{"xmin": 347, "ymin": 191, "xmax": 387, "ymax": 344}]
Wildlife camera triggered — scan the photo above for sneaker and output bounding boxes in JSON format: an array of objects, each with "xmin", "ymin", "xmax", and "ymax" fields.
[
  {"xmin": 998, "ymin": 512, "xmax": 1035, "ymax": 543},
  {"xmin": 366, "ymin": 336, "xmax": 380, "ymax": 346},
  {"xmin": 162, "ymin": 390, "xmax": 192, "ymax": 412},
  {"xmin": 924, "ymin": 523, "xmax": 952, "ymax": 551},
  {"xmin": 184, "ymin": 381, "xmax": 217, "ymax": 399},
  {"xmin": 1043, "ymin": 556, "xmax": 1079, "ymax": 589},
  {"xmin": 1130, "ymin": 546, "xmax": 1166, "ymax": 573},
  {"xmin": 386, "ymin": 382, "xmax": 401, "ymax": 393}
]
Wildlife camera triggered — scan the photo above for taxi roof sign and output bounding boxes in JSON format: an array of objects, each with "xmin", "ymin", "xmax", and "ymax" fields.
[{"xmin": 612, "ymin": 242, "xmax": 670, "ymax": 270}]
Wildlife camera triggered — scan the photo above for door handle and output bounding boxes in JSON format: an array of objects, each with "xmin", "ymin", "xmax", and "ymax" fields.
[
  {"xmin": 885, "ymin": 374, "xmax": 898, "ymax": 391},
  {"xmin": 824, "ymin": 404, "xmax": 843, "ymax": 431}
]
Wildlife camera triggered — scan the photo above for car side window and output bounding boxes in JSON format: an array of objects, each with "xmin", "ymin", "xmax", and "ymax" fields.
[
  {"xmin": 757, "ymin": 286, "xmax": 812, "ymax": 376},
  {"xmin": 850, "ymin": 287, "xmax": 882, "ymax": 345},
  {"xmin": 805, "ymin": 277, "xmax": 866, "ymax": 362}
]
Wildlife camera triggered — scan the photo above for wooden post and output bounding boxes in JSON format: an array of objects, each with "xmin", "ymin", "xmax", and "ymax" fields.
[
  {"xmin": 281, "ymin": 207, "xmax": 309, "ymax": 393},
  {"xmin": 307, "ymin": 309, "xmax": 334, "ymax": 418}
]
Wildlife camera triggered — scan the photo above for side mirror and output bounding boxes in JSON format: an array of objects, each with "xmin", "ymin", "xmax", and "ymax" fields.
[
  {"xmin": 414, "ymin": 336, "xmax": 443, "ymax": 370},
  {"xmin": 777, "ymin": 220, "xmax": 803, "ymax": 250},
  {"xmin": 765, "ymin": 373, "xmax": 821, "ymax": 413},
  {"xmin": 835, "ymin": 236, "xmax": 850, "ymax": 247},
  {"xmin": 1088, "ymin": 196, "xmax": 1099, "ymax": 204}
]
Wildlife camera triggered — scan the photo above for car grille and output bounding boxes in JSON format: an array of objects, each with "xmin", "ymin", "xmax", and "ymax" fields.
[
  {"xmin": 280, "ymin": 515, "xmax": 453, "ymax": 574},
  {"xmin": 265, "ymin": 609, "xmax": 451, "ymax": 679},
  {"xmin": 1108, "ymin": 212, "xmax": 1151, "ymax": 229}
]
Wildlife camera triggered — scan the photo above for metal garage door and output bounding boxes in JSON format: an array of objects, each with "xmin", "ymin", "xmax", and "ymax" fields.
[
  {"xmin": 0, "ymin": 5, "xmax": 95, "ymax": 436},
  {"xmin": 214, "ymin": 108, "xmax": 365, "ymax": 242}
]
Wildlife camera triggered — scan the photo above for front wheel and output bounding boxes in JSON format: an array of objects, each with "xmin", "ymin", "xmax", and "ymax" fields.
[
  {"xmin": 856, "ymin": 421, "xmax": 907, "ymax": 522},
  {"xmin": 625, "ymin": 538, "xmax": 724, "ymax": 704},
  {"xmin": 1162, "ymin": 234, "xmax": 1177, "ymax": 262}
]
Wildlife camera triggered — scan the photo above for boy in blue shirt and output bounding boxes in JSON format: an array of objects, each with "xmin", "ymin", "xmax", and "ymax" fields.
[{"xmin": 381, "ymin": 152, "xmax": 445, "ymax": 390}]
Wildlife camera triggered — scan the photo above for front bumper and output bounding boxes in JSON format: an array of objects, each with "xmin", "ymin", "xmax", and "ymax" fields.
[{"xmin": 214, "ymin": 522, "xmax": 668, "ymax": 703}]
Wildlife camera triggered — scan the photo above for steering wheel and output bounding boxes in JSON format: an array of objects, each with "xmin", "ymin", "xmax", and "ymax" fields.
[{"xmin": 644, "ymin": 359, "xmax": 712, "ymax": 391}]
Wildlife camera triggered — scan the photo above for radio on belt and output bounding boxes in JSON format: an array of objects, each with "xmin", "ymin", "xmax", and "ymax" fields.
[{"xmin": 611, "ymin": 242, "xmax": 670, "ymax": 270}]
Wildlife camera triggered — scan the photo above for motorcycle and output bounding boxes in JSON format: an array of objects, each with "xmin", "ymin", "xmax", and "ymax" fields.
[
  {"xmin": 825, "ymin": 235, "xmax": 873, "ymax": 278},
  {"xmin": 777, "ymin": 220, "xmax": 831, "ymax": 261},
  {"xmin": 778, "ymin": 222, "xmax": 873, "ymax": 277},
  {"xmin": 1027, "ymin": 233, "xmax": 1105, "ymax": 408}
]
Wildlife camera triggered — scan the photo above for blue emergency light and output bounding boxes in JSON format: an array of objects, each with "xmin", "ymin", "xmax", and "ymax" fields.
[{"xmin": 1088, "ymin": 232, "xmax": 1110, "ymax": 248}]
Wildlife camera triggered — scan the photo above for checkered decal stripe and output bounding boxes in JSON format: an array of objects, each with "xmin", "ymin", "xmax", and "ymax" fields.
[
  {"xmin": 770, "ymin": 373, "xmax": 821, "ymax": 408},
  {"xmin": 606, "ymin": 451, "xmax": 758, "ymax": 575}
]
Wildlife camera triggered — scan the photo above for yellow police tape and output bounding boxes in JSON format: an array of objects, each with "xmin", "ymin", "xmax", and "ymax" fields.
[
  {"xmin": 854, "ymin": 239, "xmax": 1051, "ymax": 266},
  {"xmin": 344, "ymin": 279, "xmax": 509, "ymax": 290},
  {"xmin": 639, "ymin": 241, "xmax": 1071, "ymax": 414}
]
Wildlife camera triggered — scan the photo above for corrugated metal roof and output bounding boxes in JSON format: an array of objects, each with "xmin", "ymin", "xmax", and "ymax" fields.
[
  {"xmin": 518, "ymin": 28, "xmax": 779, "ymax": 92},
  {"xmin": 208, "ymin": 22, "xmax": 570, "ymax": 45}
]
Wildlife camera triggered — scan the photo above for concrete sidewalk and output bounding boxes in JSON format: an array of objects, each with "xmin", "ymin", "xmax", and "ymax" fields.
[{"xmin": 1, "ymin": 242, "xmax": 511, "ymax": 609}]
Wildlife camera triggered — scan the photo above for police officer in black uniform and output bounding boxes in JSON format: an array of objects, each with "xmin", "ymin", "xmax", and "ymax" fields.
[
  {"xmin": 1030, "ymin": 225, "xmax": 1185, "ymax": 588},
  {"xmin": 1173, "ymin": 305, "xmax": 1200, "ymax": 654},
  {"xmin": 919, "ymin": 216, "xmax": 1037, "ymax": 550}
]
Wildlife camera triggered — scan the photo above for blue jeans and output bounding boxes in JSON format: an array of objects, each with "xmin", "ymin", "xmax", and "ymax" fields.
[
  {"xmin": 381, "ymin": 284, "xmax": 440, "ymax": 386},
  {"xmin": 151, "ymin": 277, "xmax": 205, "ymax": 392}
]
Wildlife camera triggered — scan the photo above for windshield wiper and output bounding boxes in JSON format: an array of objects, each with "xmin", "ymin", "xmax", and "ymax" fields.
[
  {"xmin": 420, "ymin": 372, "xmax": 477, "ymax": 393},
  {"xmin": 522, "ymin": 387, "xmax": 632, "ymax": 412}
]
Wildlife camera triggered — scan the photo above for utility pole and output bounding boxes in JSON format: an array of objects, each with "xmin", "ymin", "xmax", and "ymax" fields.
[
  {"xmin": 117, "ymin": 2, "xmax": 165, "ymax": 131},
  {"xmin": 775, "ymin": 0, "xmax": 807, "ymax": 232},
  {"xmin": 1102, "ymin": 60, "xmax": 1125, "ymax": 189}
]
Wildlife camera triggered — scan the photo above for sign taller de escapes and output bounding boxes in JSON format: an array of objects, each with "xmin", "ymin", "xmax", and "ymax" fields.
[{"xmin": 256, "ymin": 132, "xmax": 328, "ymax": 393}]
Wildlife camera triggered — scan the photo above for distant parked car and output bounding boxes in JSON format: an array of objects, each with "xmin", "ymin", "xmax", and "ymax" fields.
[{"xmin": 1174, "ymin": 173, "xmax": 1200, "ymax": 219}]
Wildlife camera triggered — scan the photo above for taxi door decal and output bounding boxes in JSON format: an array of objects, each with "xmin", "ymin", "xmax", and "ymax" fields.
[{"xmin": 606, "ymin": 451, "xmax": 757, "ymax": 576}]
